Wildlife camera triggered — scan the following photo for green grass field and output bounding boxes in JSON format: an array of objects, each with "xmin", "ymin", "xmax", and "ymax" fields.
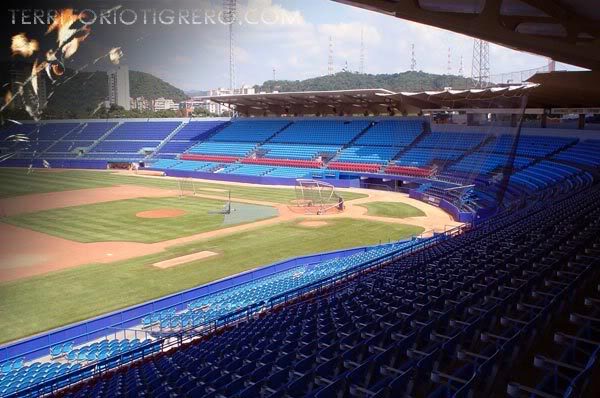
[
  {"xmin": 4, "ymin": 197, "xmax": 278, "ymax": 243},
  {"xmin": 0, "ymin": 218, "xmax": 424, "ymax": 343},
  {"xmin": 0, "ymin": 169, "xmax": 115, "ymax": 198},
  {"xmin": 360, "ymin": 201, "xmax": 426, "ymax": 218},
  {"xmin": 0, "ymin": 168, "xmax": 367, "ymax": 203}
]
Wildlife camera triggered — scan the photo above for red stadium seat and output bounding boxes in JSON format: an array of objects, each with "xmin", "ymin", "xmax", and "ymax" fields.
[
  {"xmin": 384, "ymin": 165, "xmax": 434, "ymax": 177},
  {"xmin": 241, "ymin": 158, "xmax": 323, "ymax": 169},
  {"xmin": 327, "ymin": 162, "xmax": 381, "ymax": 173}
]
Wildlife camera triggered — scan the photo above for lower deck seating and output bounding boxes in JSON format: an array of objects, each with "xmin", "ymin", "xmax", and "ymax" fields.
[
  {"xmin": 187, "ymin": 142, "xmax": 256, "ymax": 157},
  {"xmin": 327, "ymin": 162, "xmax": 381, "ymax": 173},
  {"xmin": 552, "ymin": 140, "xmax": 600, "ymax": 167},
  {"xmin": 509, "ymin": 161, "xmax": 585, "ymax": 191},
  {"xmin": 450, "ymin": 152, "xmax": 533, "ymax": 174},
  {"xmin": 259, "ymin": 144, "xmax": 339, "ymax": 160},
  {"xmin": 179, "ymin": 154, "xmax": 238, "ymax": 163},
  {"xmin": 265, "ymin": 167, "xmax": 325, "ymax": 179},
  {"xmin": 55, "ymin": 183, "xmax": 600, "ymax": 398},
  {"xmin": 335, "ymin": 146, "xmax": 402, "ymax": 164},
  {"xmin": 217, "ymin": 164, "xmax": 275, "ymax": 176},
  {"xmin": 385, "ymin": 165, "xmax": 434, "ymax": 177},
  {"xmin": 241, "ymin": 158, "xmax": 322, "ymax": 169},
  {"xmin": 394, "ymin": 148, "xmax": 464, "ymax": 167}
]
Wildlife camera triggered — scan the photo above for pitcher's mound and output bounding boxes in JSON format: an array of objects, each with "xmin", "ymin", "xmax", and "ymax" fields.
[
  {"xmin": 136, "ymin": 208, "xmax": 186, "ymax": 219},
  {"xmin": 298, "ymin": 221, "xmax": 329, "ymax": 228}
]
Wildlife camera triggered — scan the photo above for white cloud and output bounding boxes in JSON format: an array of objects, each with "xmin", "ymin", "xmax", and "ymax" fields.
[{"xmin": 149, "ymin": 0, "xmax": 571, "ymax": 90}]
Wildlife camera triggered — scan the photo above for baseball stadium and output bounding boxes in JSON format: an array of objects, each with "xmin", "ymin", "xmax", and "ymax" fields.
[{"xmin": 0, "ymin": 1, "xmax": 599, "ymax": 398}]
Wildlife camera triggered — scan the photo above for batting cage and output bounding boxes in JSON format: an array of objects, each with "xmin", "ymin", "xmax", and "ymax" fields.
[{"xmin": 291, "ymin": 179, "xmax": 345, "ymax": 215}]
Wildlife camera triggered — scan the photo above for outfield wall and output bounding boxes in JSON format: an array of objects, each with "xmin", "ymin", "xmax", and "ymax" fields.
[
  {"xmin": 0, "ymin": 241, "xmax": 404, "ymax": 363},
  {"xmin": 159, "ymin": 168, "xmax": 362, "ymax": 188}
]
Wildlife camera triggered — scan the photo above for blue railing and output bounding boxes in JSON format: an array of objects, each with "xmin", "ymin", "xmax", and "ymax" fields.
[{"xmin": 0, "ymin": 246, "xmax": 374, "ymax": 364}]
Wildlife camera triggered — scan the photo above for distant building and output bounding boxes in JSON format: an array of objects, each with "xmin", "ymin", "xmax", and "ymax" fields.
[
  {"xmin": 197, "ymin": 85, "xmax": 256, "ymax": 115},
  {"xmin": 130, "ymin": 96, "xmax": 150, "ymax": 111},
  {"xmin": 152, "ymin": 97, "xmax": 179, "ymax": 112},
  {"xmin": 108, "ymin": 65, "xmax": 130, "ymax": 110}
]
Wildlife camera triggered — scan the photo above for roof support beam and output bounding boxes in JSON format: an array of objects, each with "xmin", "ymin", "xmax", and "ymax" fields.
[{"xmin": 335, "ymin": 0, "xmax": 600, "ymax": 70}]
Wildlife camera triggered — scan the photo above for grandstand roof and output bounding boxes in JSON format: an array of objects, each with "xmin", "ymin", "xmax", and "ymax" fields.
[
  {"xmin": 205, "ymin": 88, "xmax": 397, "ymax": 116},
  {"xmin": 204, "ymin": 76, "xmax": 600, "ymax": 116},
  {"xmin": 335, "ymin": 0, "xmax": 600, "ymax": 70}
]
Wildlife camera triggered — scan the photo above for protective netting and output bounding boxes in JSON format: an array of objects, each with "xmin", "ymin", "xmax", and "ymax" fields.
[{"xmin": 291, "ymin": 179, "xmax": 344, "ymax": 215}]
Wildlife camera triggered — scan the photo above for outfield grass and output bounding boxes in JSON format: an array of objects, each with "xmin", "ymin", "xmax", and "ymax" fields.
[
  {"xmin": 0, "ymin": 218, "xmax": 424, "ymax": 343},
  {"xmin": 360, "ymin": 201, "xmax": 426, "ymax": 218},
  {"xmin": 3, "ymin": 197, "xmax": 278, "ymax": 243},
  {"xmin": 0, "ymin": 168, "xmax": 368, "ymax": 203},
  {"xmin": 0, "ymin": 169, "xmax": 115, "ymax": 198}
]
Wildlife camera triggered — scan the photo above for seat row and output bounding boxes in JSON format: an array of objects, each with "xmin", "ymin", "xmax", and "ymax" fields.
[{"xmin": 53, "ymin": 182, "xmax": 600, "ymax": 398}]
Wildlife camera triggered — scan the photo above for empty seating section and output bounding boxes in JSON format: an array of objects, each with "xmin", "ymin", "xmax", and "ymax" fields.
[
  {"xmin": 385, "ymin": 165, "xmax": 434, "ymax": 177},
  {"xmin": 105, "ymin": 122, "xmax": 180, "ymax": 140},
  {"xmin": 507, "ymin": 287, "xmax": 600, "ymax": 398},
  {"xmin": 61, "ymin": 339, "xmax": 150, "ymax": 363},
  {"xmin": 64, "ymin": 122, "xmax": 117, "ymax": 140},
  {"xmin": 336, "ymin": 146, "xmax": 401, "ymax": 164},
  {"xmin": 169, "ymin": 121, "xmax": 225, "ymax": 141},
  {"xmin": 155, "ymin": 141, "xmax": 195, "ymax": 154},
  {"xmin": 153, "ymin": 122, "xmax": 227, "ymax": 156},
  {"xmin": 20, "ymin": 123, "xmax": 81, "ymax": 141},
  {"xmin": 271, "ymin": 120, "xmax": 370, "ymax": 145},
  {"xmin": 46, "ymin": 141, "xmax": 94, "ymax": 153},
  {"xmin": 450, "ymin": 152, "xmax": 533, "ymax": 174},
  {"xmin": 354, "ymin": 119, "xmax": 423, "ymax": 146},
  {"xmin": 0, "ymin": 361, "xmax": 81, "ymax": 396},
  {"xmin": 4, "ymin": 123, "xmax": 80, "ymax": 153},
  {"xmin": 265, "ymin": 167, "xmax": 325, "ymax": 179},
  {"xmin": 328, "ymin": 161, "xmax": 381, "ymax": 173},
  {"xmin": 217, "ymin": 164, "xmax": 276, "ymax": 176},
  {"xmin": 509, "ymin": 161, "xmax": 584, "ymax": 191},
  {"xmin": 553, "ymin": 139, "xmax": 600, "ymax": 167},
  {"xmin": 242, "ymin": 158, "xmax": 322, "ymax": 168},
  {"xmin": 210, "ymin": 120, "xmax": 290, "ymax": 142},
  {"xmin": 0, "ymin": 123, "xmax": 38, "ymax": 141},
  {"xmin": 260, "ymin": 144, "xmax": 339, "ymax": 160},
  {"xmin": 177, "ymin": 161, "xmax": 220, "ymax": 172},
  {"xmin": 91, "ymin": 141, "xmax": 161, "ymax": 153},
  {"xmin": 148, "ymin": 159, "xmax": 181, "ymax": 170},
  {"xmin": 481, "ymin": 134, "xmax": 576, "ymax": 158},
  {"xmin": 179, "ymin": 154, "xmax": 239, "ymax": 163},
  {"xmin": 419, "ymin": 132, "xmax": 488, "ymax": 150},
  {"xmin": 142, "ymin": 242, "xmax": 413, "ymax": 333},
  {"xmin": 15, "ymin": 140, "xmax": 56, "ymax": 153},
  {"xmin": 187, "ymin": 142, "xmax": 256, "ymax": 157},
  {"xmin": 56, "ymin": 184, "xmax": 600, "ymax": 398},
  {"xmin": 395, "ymin": 147, "xmax": 463, "ymax": 166}
]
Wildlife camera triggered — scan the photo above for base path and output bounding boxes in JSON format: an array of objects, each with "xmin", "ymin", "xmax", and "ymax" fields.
[{"xmin": 0, "ymin": 180, "xmax": 462, "ymax": 282}]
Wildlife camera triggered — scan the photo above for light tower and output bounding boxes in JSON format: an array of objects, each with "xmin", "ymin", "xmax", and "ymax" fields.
[
  {"xmin": 410, "ymin": 44, "xmax": 416, "ymax": 71},
  {"xmin": 447, "ymin": 47, "xmax": 452, "ymax": 74},
  {"xmin": 471, "ymin": 39, "xmax": 490, "ymax": 88},
  {"xmin": 328, "ymin": 36, "xmax": 334, "ymax": 75},
  {"xmin": 458, "ymin": 55, "xmax": 464, "ymax": 76},
  {"xmin": 223, "ymin": 0, "xmax": 237, "ymax": 92}
]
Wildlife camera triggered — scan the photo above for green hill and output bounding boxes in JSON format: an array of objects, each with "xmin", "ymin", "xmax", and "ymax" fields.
[
  {"xmin": 255, "ymin": 71, "xmax": 474, "ymax": 93},
  {"xmin": 43, "ymin": 69, "xmax": 187, "ymax": 118}
]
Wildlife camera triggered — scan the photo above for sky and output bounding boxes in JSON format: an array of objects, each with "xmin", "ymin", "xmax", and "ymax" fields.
[{"xmin": 1, "ymin": 0, "xmax": 584, "ymax": 92}]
